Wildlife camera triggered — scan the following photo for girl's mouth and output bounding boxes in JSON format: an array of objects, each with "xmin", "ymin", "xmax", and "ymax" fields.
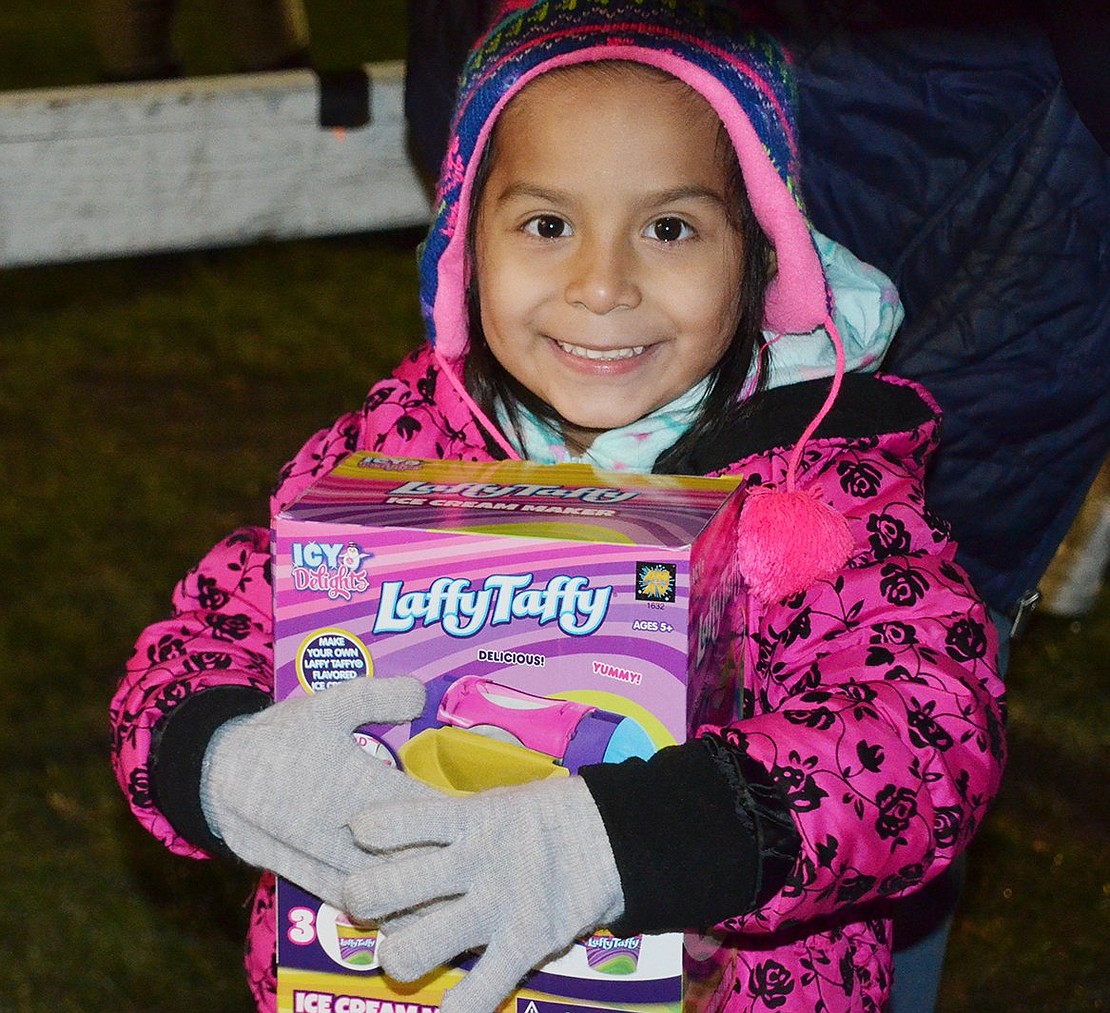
[{"xmin": 555, "ymin": 340, "xmax": 647, "ymax": 362}]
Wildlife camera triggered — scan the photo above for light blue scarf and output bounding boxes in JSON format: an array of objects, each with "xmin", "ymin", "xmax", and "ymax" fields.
[{"xmin": 497, "ymin": 378, "xmax": 712, "ymax": 474}]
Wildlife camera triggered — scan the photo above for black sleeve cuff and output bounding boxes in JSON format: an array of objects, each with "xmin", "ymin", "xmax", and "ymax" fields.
[
  {"xmin": 579, "ymin": 734, "xmax": 800, "ymax": 935},
  {"xmin": 149, "ymin": 685, "xmax": 271, "ymax": 856}
]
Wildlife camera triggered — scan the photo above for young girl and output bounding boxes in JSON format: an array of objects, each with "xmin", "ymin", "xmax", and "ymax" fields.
[{"xmin": 110, "ymin": 2, "xmax": 1006, "ymax": 1011}]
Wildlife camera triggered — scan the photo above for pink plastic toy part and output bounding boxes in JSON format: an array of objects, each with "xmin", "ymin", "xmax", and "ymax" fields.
[{"xmin": 438, "ymin": 674, "xmax": 593, "ymax": 759}]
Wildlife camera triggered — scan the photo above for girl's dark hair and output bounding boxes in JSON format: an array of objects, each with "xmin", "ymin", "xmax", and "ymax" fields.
[{"xmin": 462, "ymin": 63, "xmax": 774, "ymax": 473}]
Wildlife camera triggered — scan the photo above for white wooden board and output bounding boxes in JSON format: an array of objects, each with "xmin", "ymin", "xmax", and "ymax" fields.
[{"xmin": 0, "ymin": 61, "xmax": 431, "ymax": 267}]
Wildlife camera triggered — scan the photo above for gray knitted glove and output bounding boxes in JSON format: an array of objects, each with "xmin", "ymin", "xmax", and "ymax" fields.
[
  {"xmin": 201, "ymin": 676, "xmax": 427, "ymax": 907},
  {"xmin": 343, "ymin": 776, "xmax": 625, "ymax": 1013}
]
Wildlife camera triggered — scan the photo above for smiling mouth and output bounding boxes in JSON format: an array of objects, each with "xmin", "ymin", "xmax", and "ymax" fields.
[{"xmin": 555, "ymin": 340, "xmax": 647, "ymax": 361}]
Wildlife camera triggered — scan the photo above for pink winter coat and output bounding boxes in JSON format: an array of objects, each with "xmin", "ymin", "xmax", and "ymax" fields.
[{"xmin": 111, "ymin": 345, "xmax": 1004, "ymax": 1011}]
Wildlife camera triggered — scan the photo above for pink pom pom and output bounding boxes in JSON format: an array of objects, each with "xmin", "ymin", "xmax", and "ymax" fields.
[{"xmin": 737, "ymin": 485, "xmax": 854, "ymax": 603}]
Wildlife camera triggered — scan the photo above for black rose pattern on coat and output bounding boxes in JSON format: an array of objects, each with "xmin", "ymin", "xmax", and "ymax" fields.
[
  {"xmin": 364, "ymin": 383, "xmax": 397, "ymax": 411},
  {"xmin": 154, "ymin": 681, "xmax": 189, "ymax": 714},
  {"xmin": 195, "ymin": 574, "xmax": 230, "ymax": 610},
  {"xmin": 944, "ymin": 617, "xmax": 988, "ymax": 661},
  {"xmin": 906, "ymin": 698, "xmax": 955, "ymax": 751},
  {"xmin": 934, "ymin": 805, "xmax": 964, "ymax": 849},
  {"xmin": 111, "ymin": 523, "xmax": 275, "ymax": 849},
  {"xmin": 866, "ymin": 512, "xmax": 912, "ymax": 559},
  {"xmin": 837, "ymin": 460, "xmax": 883, "ymax": 498},
  {"xmin": 394, "ymin": 414, "xmax": 421, "ymax": 441},
  {"xmin": 182, "ymin": 650, "xmax": 233, "ymax": 672},
  {"xmin": 870, "ymin": 621, "xmax": 917, "ymax": 646},
  {"xmin": 779, "ymin": 853, "xmax": 818, "ymax": 898},
  {"xmin": 205, "ymin": 612, "xmax": 253, "ymax": 641},
  {"xmin": 416, "ymin": 365, "xmax": 438, "ymax": 404},
  {"xmin": 878, "ymin": 563, "xmax": 930, "ymax": 606},
  {"xmin": 874, "ymin": 784, "xmax": 918, "ymax": 844},
  {"xmin": 840, "ymin": 681, "xmax": 879, "ymax": 718},
  {"xmin": 783, "ymin": 703, "xmax": 837, "ymax": 731},
  {"xmin": 747, "ymin": 960, "xmax": 795, "ymax": 1009},
  {"xmin": 867, "ymin": 643, "xmax": 896, "ymax": 666},
  {"xmin": 358, "ymin": 363, "xmax": 498, "ymax": 462},
  {"xmin": 147, "ymin": 633, "xmax": 186, "ymax": 665},
  {"xmin": 128, "ymin": 766, "xmax": 153, "ymax": 809}
]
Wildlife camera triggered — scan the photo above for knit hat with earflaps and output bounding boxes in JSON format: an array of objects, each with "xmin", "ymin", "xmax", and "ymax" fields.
[{"xmin": 419, "ymin": 0, "xmax": 854, "ymax": 603}]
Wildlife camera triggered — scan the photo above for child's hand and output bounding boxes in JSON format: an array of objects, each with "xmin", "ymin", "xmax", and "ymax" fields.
[
  {"xmin": 200, "ymin": 676, "xmax": 430, "ymax": 907},
  {"xmin": 343, "ymin": 776, "xmax": 625, "ymax": 1013}
]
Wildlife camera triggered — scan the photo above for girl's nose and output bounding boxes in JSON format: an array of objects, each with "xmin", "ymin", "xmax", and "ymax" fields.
[{"xmin": 564, "ymin": 237, "xmax": 641, "ymax": 314}]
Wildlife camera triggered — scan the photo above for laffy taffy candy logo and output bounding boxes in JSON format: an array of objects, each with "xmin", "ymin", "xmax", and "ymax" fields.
[{"xmin": 290, "ymin": 541, "xmax": 371, "ymax": 601}]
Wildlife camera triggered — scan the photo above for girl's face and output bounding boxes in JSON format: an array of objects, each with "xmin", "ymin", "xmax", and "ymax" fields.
[{"xmin": 473, "ymin": 65, "xmax": 747, "ymax": 450}]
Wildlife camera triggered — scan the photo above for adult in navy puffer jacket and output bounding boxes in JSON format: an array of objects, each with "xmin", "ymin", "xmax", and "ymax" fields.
[{"xmin": 405, "ymin": 0, "xmax": 1110, "ymax": 624}]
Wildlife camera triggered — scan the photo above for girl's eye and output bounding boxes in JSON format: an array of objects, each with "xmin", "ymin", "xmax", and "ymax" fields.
[
  {"xmin": 524, "ymin": 215, "xmax": 572, "ymax": 239},
  {"xmin": 647, "ymin": 217, "xmax": 694, "ymax": 242}
]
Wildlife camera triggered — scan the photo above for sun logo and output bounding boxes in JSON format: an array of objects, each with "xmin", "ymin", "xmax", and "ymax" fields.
[{"xmin": 636, "ymin": 562, "xmax": 677, "ymax": 602}]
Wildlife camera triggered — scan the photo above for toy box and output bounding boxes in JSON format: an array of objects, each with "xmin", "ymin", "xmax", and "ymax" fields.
[{"xmin": 271, "ymin": 453, "xmax": 749, "ymax": 1013}]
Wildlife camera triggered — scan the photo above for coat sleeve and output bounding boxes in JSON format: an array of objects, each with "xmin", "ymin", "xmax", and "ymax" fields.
[
  {"xmin": 109, "ymin": 346, "xmax": 495, "ymax": 858},
  {"xmin": 707, "ymin": 422, "xmax": 1006, "ymax": 933},
  {"xmin": 109, "ymin": 410, "xmax": 364, "ymax": 858}
]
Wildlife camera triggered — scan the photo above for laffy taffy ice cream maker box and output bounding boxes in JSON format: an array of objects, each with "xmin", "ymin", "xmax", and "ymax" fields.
[{"xmin": 272, "ymin": 454, "xmax": 748, "ymax": 1013}]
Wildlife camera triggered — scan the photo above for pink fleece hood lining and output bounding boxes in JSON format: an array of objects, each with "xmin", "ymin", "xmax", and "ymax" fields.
[{"xmin": 432, "ymin": 44, "xmax": 830, "ymax": 365}]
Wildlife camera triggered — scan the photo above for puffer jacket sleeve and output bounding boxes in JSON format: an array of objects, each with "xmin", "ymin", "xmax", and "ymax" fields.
[
  {"xmin": 709, "ymin": 397, "xmax": 1006, "ymax": 932},
  {"xmin": 109, "ymin": 408, "xmax": 365, "ymax": 858},
  {"xmin": 110, "ymin": 347, "xmax": 497, "ymax": 858}
]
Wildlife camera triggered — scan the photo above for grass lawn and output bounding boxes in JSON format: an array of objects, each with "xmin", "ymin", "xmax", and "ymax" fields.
[
  {"xmin": 1, "ymin": 4, "xmax": 1107, "ymax": 1011},
  {"xmin": 0, "ymin": 234, "xmax": 423, "ymax": 1011}
]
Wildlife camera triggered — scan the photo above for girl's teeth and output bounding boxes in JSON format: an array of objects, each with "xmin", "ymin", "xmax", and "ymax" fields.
[{"xmin": 557, "ymin": 341, "xmax": 646, "ymax": 361}]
